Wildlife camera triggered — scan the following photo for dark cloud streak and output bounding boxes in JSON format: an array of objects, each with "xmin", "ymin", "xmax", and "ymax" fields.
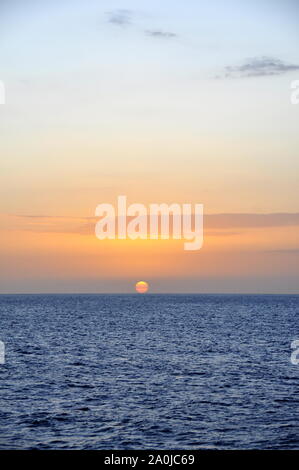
[
  {"xmin": 106, "ymin": 9, "xmax": 177, "ymax": 39},
  {"xmin": 106, "ymin": 9, "xmax": 132, "ymax": 26},
  {"xmin": 218, "ymin": 56, "xmax": 299, "ymax": 78},
  {"xmin": 5, "ymin": 213, "xmax": 299, "ymax": 235},
  {"xmin": 145, "ymin": 30, "xmax": 177, "ymax": 39}
]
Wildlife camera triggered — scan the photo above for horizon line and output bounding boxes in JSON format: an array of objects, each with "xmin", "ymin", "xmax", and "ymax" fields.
[{"xmin": 0, "ymin": 292, "xmax": 298, "ymax": 296}]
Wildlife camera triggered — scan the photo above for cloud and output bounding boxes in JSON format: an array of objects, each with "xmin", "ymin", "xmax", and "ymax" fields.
[
  {"xmin": 265, "ymin": 249, "xmax": 299, "ymax": 254},
  {"xmin": 205, "ymin": 213, "xmax": 299, "ymax": 228},
  {"xmin": 106, "ymin": 9, "xmax": 132, "ymax": 26},
  {"xmin": 105, "ymin": 10, "xmax": 177, "ymax": 39},
  {"xmin": 217, "ymin": 56, "xmax": 299, "ymax": 78},
  {"xmin": 2, "ymin": 212, "xmax": 299, "ymax": 235},
  {"xmin": 145, "ymin": 30, "xmax": 177, "ymax": 39}
]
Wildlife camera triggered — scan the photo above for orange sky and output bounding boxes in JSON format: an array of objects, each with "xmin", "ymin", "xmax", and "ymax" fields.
[
  {"xmin": 0, "ymin": 1, "xmax": 299, "ymax": 293},
  {"xmin": 1, "ymin": 212, "xmax": 298, "ymax": 293}
]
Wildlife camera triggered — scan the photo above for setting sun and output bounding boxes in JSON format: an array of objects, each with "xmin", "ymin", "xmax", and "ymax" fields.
[{"xmin": 135, "ymin": 281, "xmax": 149, "ymax": 294}]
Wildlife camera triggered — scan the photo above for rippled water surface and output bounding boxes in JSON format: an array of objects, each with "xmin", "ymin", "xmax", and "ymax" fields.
[{"xmin": 0, "ymin": 294, "xmax": 298, "ymax": 449}]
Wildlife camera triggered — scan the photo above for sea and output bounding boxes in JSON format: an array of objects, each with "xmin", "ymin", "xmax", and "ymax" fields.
[{"xmin": 0, "ymin": 294, "xmax": 298, "ymax": 449}]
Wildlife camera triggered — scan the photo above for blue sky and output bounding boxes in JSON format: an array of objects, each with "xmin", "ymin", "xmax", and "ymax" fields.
[{"xmin": 1, "ymin": 0, "xmax": 299, "ymax": 215}]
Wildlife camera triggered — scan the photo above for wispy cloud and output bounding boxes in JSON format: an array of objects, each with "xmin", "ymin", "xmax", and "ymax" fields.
[
  {"xmin": 265, "ymin": 249, "xmax": 299, "ymax": 254},
  {"xmin": 105, "ymin": 10, "xmax": 177, "ymax": 39},
  {"xmin": 217, "ymin": 56, "xmax": 299, "ymax": 78},
  {"xmin": 145, "ymin": 30, "xmax": 177, "ymax": 39},
  {"xmin": 106, "ymin": 9, "xmax": 132, "ymax": 27},
  {"xmin": 205, "ymin": 213, "xmax": 299, "ymax": 228},
  {"xmin": 2, "ymin": 213, "xmax": 299, "ymax": 236}
]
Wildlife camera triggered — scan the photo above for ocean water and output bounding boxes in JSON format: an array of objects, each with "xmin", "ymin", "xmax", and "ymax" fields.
[{"xmin": 0, "ymin": 294, "xmax": 298, "ymax": 450}]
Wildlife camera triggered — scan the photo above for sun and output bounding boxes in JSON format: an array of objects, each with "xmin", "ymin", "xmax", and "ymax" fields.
[{"xmin": 135, "ymin": 281, "xmax": 149, "ymax": 294}]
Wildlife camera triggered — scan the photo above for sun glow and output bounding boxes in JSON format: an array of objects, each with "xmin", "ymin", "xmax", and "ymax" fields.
[{"xmin": 135, "ymin": 281, "xmax": 149, "ymax": 293}]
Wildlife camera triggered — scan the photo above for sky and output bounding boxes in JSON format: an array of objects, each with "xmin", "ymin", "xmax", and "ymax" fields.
[{"xmin": 0, "ymin": 0, "xmax": 299, "ymax": 293}]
